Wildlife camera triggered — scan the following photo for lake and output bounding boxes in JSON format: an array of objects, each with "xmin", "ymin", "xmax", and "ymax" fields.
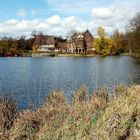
[{"xmin": 0, "ymin": 56, "xmax": 140, "ymax": 110}]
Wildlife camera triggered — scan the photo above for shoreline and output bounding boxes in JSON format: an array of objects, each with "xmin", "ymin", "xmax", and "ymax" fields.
[
  {"xmin": 31, "ymin": 52, "xmax": 140, "ymax": 58},
  {"xmin": 0, "ymin": 53, "xmax": 140, "ymax": 58},
  {"xmin": 57, "ymin": 53, "xmax": 97, "ymax": 57}
]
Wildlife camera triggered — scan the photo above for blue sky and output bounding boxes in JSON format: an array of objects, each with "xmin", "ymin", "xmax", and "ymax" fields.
[{"xmin": 0, "ymin": 0, "xmax": 139, "ymax": 37}]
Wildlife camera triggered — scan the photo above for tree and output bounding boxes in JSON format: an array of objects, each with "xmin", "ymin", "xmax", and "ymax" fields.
[
  {"xmin": 128, "ymin": 12, "xmax": 140, "ymax": 33},
  {"xmin": 95, "ymin": 26, "xmax": 123, "ymax": 55},
  {"xmin": 97, "ymin": 26, "xmax": 106, "ymax": 39},
  {"xmin": 0, "ymin": 37, "xmax": 9, "ymax": 56},
  {"xmin": 111, "ymin": 29, "xmax": 122, "ymax": 54},
  {"xmin": 95, "ymin": 26, "xmax": 107, "ymax": 53},
  {"xmin": 126, "ymin": 12, "xmax": 140, "ymax": 53}
]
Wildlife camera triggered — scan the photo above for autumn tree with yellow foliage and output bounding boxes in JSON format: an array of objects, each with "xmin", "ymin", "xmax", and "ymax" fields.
[
  {"xmin": 94, "ymin": 27, "xmax": 113, "ymax": 55},
  {"xmin": 94, "ymin": 27, "xmax": 124, "ymax": 55}
]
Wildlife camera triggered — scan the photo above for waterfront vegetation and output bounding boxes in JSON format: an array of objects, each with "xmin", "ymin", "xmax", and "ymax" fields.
[
  {"xmin": 0, "ymin": 12, "xmax": 140, "ymax": 57},
  {"xmin": 0, "ymin": 85, "xmax": 140, "ymax": 139},
  {"xmin": 94, "ymin": 12, "xmax": 140, "ymax": 56},
  {"xmin": 0, "ymin": 37, "xmax": 33, "ymax": 57},
  {"xmin": 57, "ymin": 53, "xmax": 97, "ymax": 57}
]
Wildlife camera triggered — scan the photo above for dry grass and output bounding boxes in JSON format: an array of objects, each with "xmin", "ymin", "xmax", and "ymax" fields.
[
  {"xmin": 0, "ymin": 96, "xmax": 17, "ymax": 139},
  {"xmin": 1, "ymin": 85, "xmax": 140, "ymax": 140}
]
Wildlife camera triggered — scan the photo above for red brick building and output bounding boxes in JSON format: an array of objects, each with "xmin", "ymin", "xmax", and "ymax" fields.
[
  {"xmin": 33, "ymin": 30, "xmax": 94, "ymax": 55},
  {"xmin": 63, "ymin": 30, "xmax": 94, "ymax": 53}
]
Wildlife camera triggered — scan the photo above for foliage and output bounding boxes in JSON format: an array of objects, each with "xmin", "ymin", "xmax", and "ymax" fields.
[
  {"xmin": 0, "ymin": 37, "xmax": 33, "ymax": 56},
  {"xmin": 94, "ymin": 12, "xmax": 140, "ymax": 55},
  {"xmin": 32, "ymin": 45, "xmax": 37, "ymax": 54},
  {"xmin": 95, "ymin": 27, "xmax": 128, "ymax": 55},
  {"xmin": 97, "ymin": 26, "xmax": 106, "ymax": 39},
  {"xmin": 95, "ymin": 27, "xmax": 114, "ymax": 55}
]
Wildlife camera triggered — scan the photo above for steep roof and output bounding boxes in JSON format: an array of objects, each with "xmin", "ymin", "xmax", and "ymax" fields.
[{"xmin": 67, "ymin": 30, "xmax": 93, "ymax": 42}]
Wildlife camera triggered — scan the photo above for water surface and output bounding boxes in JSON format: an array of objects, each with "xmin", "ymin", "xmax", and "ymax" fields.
[{"xmin": 0, "ymin": 56, "xmax": 140, "ymax": 109}]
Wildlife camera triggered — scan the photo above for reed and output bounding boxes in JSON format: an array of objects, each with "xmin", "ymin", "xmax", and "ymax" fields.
[{"xmin": 1, "ymin": 85, "xmax": 140, "ymax": 140}]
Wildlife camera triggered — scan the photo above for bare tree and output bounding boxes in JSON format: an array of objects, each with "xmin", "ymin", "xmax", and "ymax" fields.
[{"xmin": 126, "ymin": 12, "xmax": 140, "ymax": 53}]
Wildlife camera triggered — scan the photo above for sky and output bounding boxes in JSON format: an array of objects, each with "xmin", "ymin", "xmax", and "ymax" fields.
[{"xmin": 0, "ymin": 0, "xmax": 139, "ymax": 37}]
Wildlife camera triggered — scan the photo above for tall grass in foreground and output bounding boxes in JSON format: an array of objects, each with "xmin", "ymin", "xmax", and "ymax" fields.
[
  {"xmin": 0, "ymin": 96, "xmax": 17, "ymax": 140},
  {"xmin": 1, "ymin": 85, "xmax": 140, "ymax": 140}
]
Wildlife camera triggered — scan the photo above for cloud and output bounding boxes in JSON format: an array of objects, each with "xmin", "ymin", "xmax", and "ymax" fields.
[
  {"xmin": 0, "ymin": 0, "xmax": 140, "ymax": 38},
  {"xmin": 46, "ymin": 15, "xmax": 61, "ymax": 25},
  {"xmin": 5, "ymin": 19, "xmax": 18, "ymax": 25},
  {"xmin": 45, "ymin": 0, "xmax": 96, "ymax": 15},
  {"xmin": 0, "ymin": 15, "xmax": 82, "ymax": 37},
  {"xmin": 91, "ymin": 8, "xmax": 113, "ymax": 20},
  {"xmin": 90, "ymin": 5, "xmax": 139, "ymax": 34},
  {"xmin": 62, "ymin": 16, "xmax": 77, "ymax": 26},
  {"xmin": 17, "ymin": 9, "xmax": 26, "ymax": 17},
  {"xmin": 37, "ymin": 0, "xmax": 139, "ymax": 37},
  {"xmin": 0, "ymin": 10, "xmax": 137, "ymax": 38}
]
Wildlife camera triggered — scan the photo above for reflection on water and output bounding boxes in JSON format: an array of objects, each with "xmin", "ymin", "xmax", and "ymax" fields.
[{"xmin": 0, "ymin": 56, "xmax": 140, "ymax": 109}]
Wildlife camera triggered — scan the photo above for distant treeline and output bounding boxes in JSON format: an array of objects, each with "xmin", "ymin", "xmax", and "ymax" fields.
[
  {"xmin": 94, "ymin": 12, "xmax": 140, "ymax": 55},
  {"xmin": 0, "ymin": 37, "xmax": 34, "ymax": 56},
  {"xmin": 0, "ymin": 12, "xmax": 140, "ymax": 56}
]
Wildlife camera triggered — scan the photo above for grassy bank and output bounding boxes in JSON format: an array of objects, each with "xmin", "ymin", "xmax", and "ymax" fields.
[
  {"xmin": 1, "ymin": 85, "xmax": 140, "ymax": 139},
  {"xmin": 131, "ymin": 53, "xmax": 140, "ymax": 58},
  {"xmin": 57, "ymin": 53, "xmax": 97, "ymax": 57},
  {"xmin": 121, "ymin": 53, "xmax": 140, "ymax": 58}
]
